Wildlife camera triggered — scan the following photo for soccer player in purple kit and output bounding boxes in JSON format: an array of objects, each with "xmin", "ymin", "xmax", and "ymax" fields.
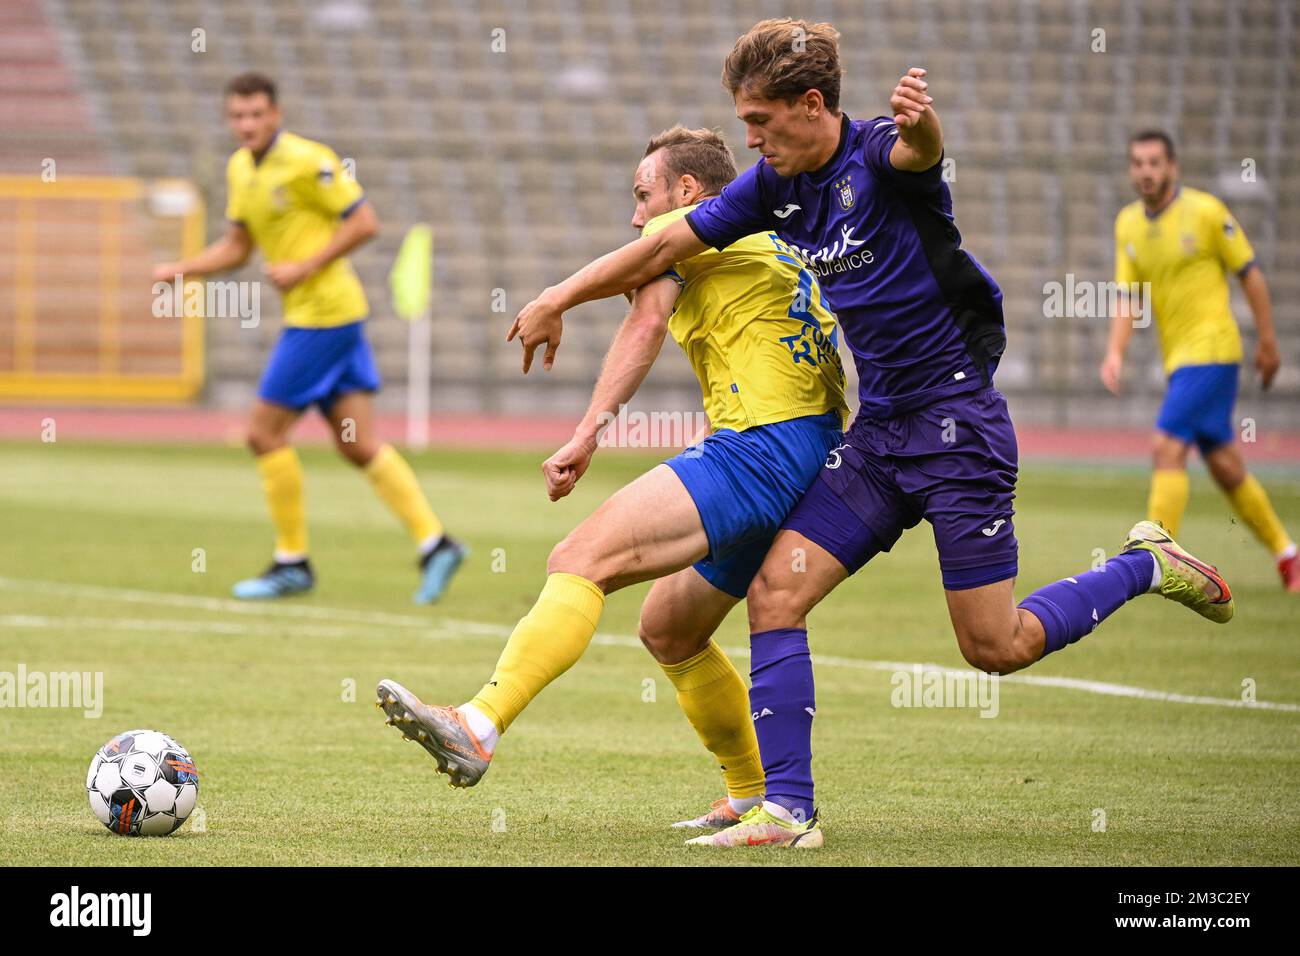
[{"xmin": 510, "ymin": 19, "xmax": 1236, "ymax": 848}]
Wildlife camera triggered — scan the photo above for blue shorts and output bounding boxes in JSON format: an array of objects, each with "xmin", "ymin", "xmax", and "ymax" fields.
[
  {"xmin": 1156, "ymin": 363, "xmax": 1238, "ymax": 456},
  {"xmin": 782, "ymin": 388, "xmax": 1020, "ymax": 591},
  {"xmin": 258, "ymin": 320, "xmax": 380, "ymax": 414},
  {"xmin": 665, "ymin": 411, "xmax": 844, "ymax": 598}
]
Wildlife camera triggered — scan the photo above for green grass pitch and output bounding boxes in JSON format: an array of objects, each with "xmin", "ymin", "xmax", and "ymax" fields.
[{"xmin": 1, "ymin": 440, "xmax": 1297, "ymax": 866}]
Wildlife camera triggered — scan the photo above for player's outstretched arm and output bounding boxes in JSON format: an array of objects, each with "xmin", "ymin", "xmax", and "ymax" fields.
[
  {"xmin": 509, "ymin": 218, "xmax": 706, "ymax": 373},
  {"xmin": 265, "ymin": 201, "xmax": 379, "ymax": 292},
  {"xmin": 540, "ymin": 276, "xmax": 679, "ymax": 501},
  {"xmin": 151, "ymin": 222, "xmax": 254, "ymax": 282},
  {"xmin": 1240, "ymin": 265, "xmax": 1280, "ymax": 389},
  {"xmin": 888, "ymin": 67, "xmax": 944, "ymax": 172}
]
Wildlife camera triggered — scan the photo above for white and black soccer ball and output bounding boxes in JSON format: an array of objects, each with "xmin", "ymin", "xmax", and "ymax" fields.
[{"xmin": 85, "ymin": 729, "xmax": 199, "ymax": 836}]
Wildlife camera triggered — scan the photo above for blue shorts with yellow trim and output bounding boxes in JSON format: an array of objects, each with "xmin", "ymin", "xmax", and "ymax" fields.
[
  {"xmin": 1156, "ymin": 362, "xmax": 1238, "ymax": 456},
  {"xmin": 258, "ymin": 319, "xmax": 380, "ymax": 414},
  {"xmin": 665, "ymin": 410, "xmax": 843, "ymax": 598}
]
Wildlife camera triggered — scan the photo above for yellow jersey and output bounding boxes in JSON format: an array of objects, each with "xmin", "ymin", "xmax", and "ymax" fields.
[
  {"xmin": 1113, "ymin": 186, "xmax": 1255, "ymax": 374},
  {"xmin": 641, "ymin": 203, "xmax": 847, "ymax": 433},
  {"xmin": 225, "ymin": 130, "xmax": 369, "ymax": 328}
]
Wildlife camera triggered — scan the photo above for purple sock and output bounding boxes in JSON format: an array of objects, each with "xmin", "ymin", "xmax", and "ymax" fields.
[
  {"xmin": 749, "ymin": 627, "xmax": 815, "ymax": 822},
  {"xmin": 1019, "ymin": 550, "xmax": 1156, "ymax": 656}
]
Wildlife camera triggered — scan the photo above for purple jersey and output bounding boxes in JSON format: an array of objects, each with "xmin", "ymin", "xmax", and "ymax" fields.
[{"xmin": 686, "ymin": 115, "xmax": 1004, "ymax": 418}]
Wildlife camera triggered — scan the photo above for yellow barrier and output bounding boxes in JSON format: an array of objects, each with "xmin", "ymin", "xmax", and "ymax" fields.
[{"xmin": 0, "ymin": 175, "xmax": 205, "ymax": 402}]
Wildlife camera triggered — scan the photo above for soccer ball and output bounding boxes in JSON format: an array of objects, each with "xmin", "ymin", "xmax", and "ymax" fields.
[{"xmin": 85, "ymin": 729, "xmax": 199, "ymax": 836}]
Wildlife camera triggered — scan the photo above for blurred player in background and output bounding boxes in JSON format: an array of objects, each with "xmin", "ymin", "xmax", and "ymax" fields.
[
  {"xmin": 1102, "ymin": 130, "xmax": 1297, "ymax": 591},
  {"xmin": 378, "ymin": 126, "xmax": 846, "ymax": 838},
  {"xmin": 152, "ymin": 72, "xmax": 466, "ymax": 603},
  {"xmin": 508, "ymin": 18, "xmax": 1241, "ymax": 849}
]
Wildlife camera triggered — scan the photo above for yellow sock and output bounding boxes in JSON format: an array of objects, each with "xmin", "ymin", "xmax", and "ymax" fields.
[
  {"xmin": 470, "ymin": 573, "xmax": 605, "ymax": 732},
  {"xmin": 1148, "ymin": 468, "xmax": 1189, "ymax": 536},
  {"xmin": 256, "ymin": 446, "xmax": 307, "ymax": 556},
  {"xmin": 1226, "ymin": 474, "xmax": 1293, "ymax": 556},
  {"xmin": 365, "ymin": 444, "xmax": 443, "ymax": 545},
  {"xmin": 660, "ymin": 641, "xmax": 764, "ymax": 799}
]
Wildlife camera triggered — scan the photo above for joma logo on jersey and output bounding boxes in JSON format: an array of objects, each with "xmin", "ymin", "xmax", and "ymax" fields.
[{"xmin": 833, "ymin": 176, "xmax": 855, "ymax": 210}]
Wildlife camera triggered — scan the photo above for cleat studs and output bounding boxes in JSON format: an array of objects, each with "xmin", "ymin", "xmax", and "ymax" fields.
[
  {"xmin": 384, "ymin": 717, "xmax": 395, "ymax": 726},
  {"xmin": 386, "ymin": 696, "xmax": 396, "ymax": 705},
  {"xmin": 417, "ymin": 730, "xmax": 428, "ymax": 741}
]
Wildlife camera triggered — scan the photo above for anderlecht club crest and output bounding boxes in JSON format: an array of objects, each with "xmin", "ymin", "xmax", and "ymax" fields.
[{"xmin": 834, "ymin": 176, "xmax": 854, "ymax": 210}]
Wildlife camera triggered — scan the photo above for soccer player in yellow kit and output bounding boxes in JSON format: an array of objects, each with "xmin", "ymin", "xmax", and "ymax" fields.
[
  {"xmin": 377, "ymin": 126, "xmax": 846, "ymax": 837},
  {"xmin": 153, "ymin": 73, "xmax": 466, "ymax": 603},
  {"xmin": 1102, "ymin": 130, "xmax": 1297, "ymax": 591}
]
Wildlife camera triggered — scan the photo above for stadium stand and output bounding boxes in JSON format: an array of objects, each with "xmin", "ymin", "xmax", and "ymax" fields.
[{"xmin": 4, "ymin": 0, "xmax": 1296, "ymax": 430}]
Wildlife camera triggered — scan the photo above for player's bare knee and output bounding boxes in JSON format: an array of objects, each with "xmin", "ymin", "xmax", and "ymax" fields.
[
  {"xmin": 960, "ymin": 641, "xmax": 1007, "ymax": 675},
  {"xmin": 957, "ymin": 626, "xmax": 1026, "ymax": 675},
  {"xmin": 546, "ymin": 533, "xmax": 608, "ymax": 589},
  {"xmin": 1206, "ymin": 451, "xmax": 1245, "ymax": 491},
  {"xmin": 336, "ymin": 438, "xmax": 377, "ymax": 467},
  {"xmin": 247, "ymin": 428, "xmax": 283, "ymax": 457},
  {"xmin": 746, "ymin": 565, "xmax": 801, "ymax": 631},
  {"xmin": 637, "ymin": 615, "xmax": 696, "ymax": 665},
  {"xmin": 1151, "ymin": 434, "xmax": 1186, "ymax": 471}
]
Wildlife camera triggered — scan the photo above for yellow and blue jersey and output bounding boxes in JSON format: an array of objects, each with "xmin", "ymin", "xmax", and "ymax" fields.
[
  {"xmin": 226, "ymin": 130, "xmax": 369, "ymax": 328},
  {"xmin": 641, "ymin": 203, "xmax": 847, "ymax": 433},
  {"xmin": 1114, "ymin": 186, "xmax": 1255, "ymax": 375}
]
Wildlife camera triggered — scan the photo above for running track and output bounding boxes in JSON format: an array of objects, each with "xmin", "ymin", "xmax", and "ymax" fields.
[{"xmin": 2, "ymin": 406, "xmax": 1299, "ymax": 463}]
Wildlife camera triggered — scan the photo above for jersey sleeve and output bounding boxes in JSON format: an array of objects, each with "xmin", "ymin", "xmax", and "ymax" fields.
[
  {"xmin": 1208, "ymin": 197, "xmax": 1255, "ymax": 276},
  {"xmin": 1113, "ymin": 211, "xmax": 1138, "ymax": 286},
  {"xmin": 224, "ymin": 154, "xmax": 245, "ymax": 225},
  {"xmin": 684, "ymin": 163, "xmax": 771, "ymax": 250},
  {"xmin": 861, "ymin": 116, "xmax": 944, "ymax": 192},
  {"xmin": 641, "ymin": 207, "xmax": 698, "ymax": 285},
  {"xmin": 298, "ymin": 145, "xmax": 366, "ymax": 218}
]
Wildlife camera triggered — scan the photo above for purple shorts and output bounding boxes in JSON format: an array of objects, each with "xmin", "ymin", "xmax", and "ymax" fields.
[{"xmin": 782, "ymin": 387, "xmax": 1019, "ymax": 590}]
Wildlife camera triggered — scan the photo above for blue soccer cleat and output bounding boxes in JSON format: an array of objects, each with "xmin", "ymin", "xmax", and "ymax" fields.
[
  {"xmin": 231, "ymin": 560, "xmax": 315, "ymax": 600},
  {"xmin": 414, "ymin": 535, "xmax": 467, "ymax": 605}
]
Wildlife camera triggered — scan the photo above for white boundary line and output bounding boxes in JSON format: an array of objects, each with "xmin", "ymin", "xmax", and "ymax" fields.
[{"xmin": 1, "ymin": 576, "xmax": 1296, "ymax": 714}]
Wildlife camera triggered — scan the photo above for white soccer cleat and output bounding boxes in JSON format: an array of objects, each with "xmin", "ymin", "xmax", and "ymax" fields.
[{"xmin": 685, "ymin": 800, "xmax": 824, "ymax": 848}]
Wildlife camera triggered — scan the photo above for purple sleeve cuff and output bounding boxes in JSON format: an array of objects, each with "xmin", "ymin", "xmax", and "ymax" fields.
[{"xmin": 683, "ymin": 209, "xmax": 717, "ymax": 249}]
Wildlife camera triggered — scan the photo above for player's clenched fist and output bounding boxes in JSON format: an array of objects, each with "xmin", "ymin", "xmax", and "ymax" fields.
[
  {"xmin": 541, "ymin": 433, "xmax": 597, "ymax": 501},
  {"xmin": 508, "ymin": 287, "xmax": 565, "ymax": 373},
  {"xmin": 890, "ymin": 67, "xmax": 933, "ymax": 128}
]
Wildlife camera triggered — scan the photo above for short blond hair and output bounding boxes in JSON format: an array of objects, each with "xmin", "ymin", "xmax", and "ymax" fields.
[
  {"xmin": 643, "ymin": 125, "xmax": 738, "ymax": 195},
  {"xmin": 723, "ymin": 18, "xmax": 842, "ymax": 112}
]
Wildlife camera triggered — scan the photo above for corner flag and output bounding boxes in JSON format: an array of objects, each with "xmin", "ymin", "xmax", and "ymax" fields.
[
  {"xmin": 389, "ymin": 223, "xmax": 433, "ymax": 322},
  {"xmin": 389, "ymin": 223, "xmax": 434, "ymax": 449}
]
